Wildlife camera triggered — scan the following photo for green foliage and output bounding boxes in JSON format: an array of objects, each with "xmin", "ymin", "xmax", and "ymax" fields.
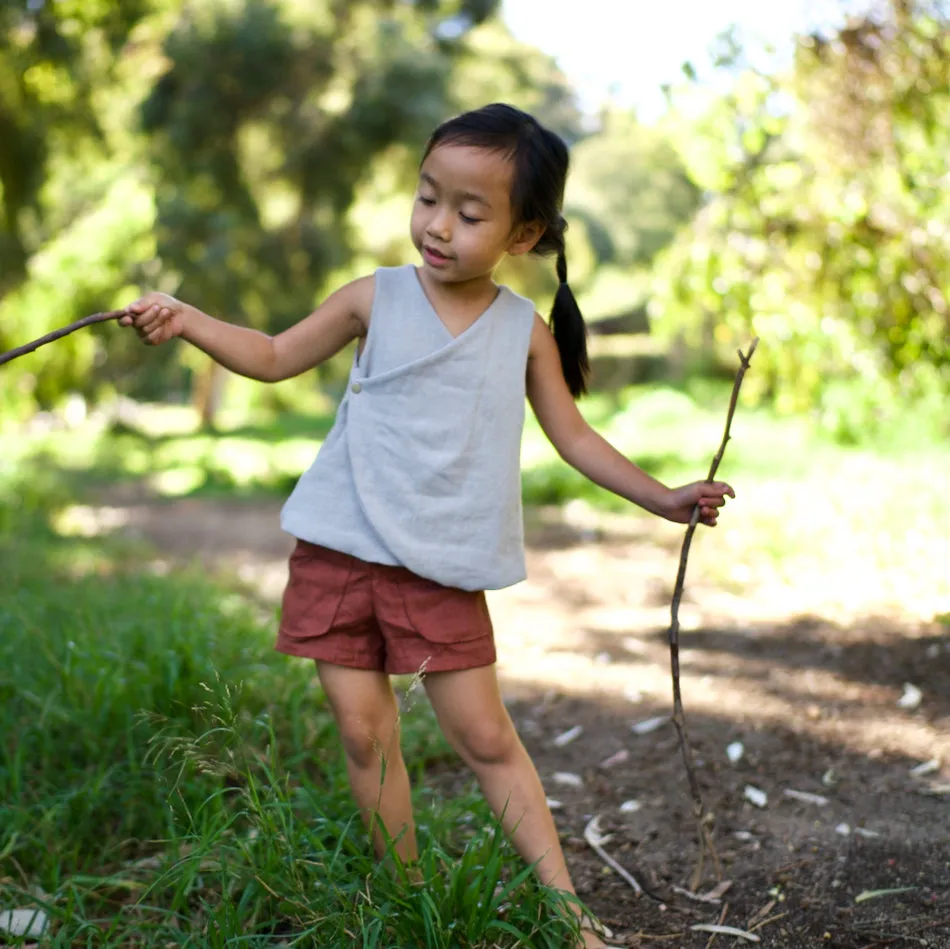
[
  {"xmin": 651, "ymin": 2, "xmax": 950, "ymax": 428},
  {"xmin": 0, "ymin": 175, "xmax": 158, "ymax": 414},
  {"xmin": 0, "ymin": 0, "xmax": 162, "ymax": 285},
  {"xmin": 568, "ymin": 109, "xmax": 699, "ymax": 269},
  {"xmin": 551, "ymin": 107, "xmax": 701, "ymax": 330}
]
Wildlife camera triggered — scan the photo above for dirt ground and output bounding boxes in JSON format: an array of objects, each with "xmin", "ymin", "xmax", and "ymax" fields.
[{"xmin": 75, "ymin": 492, "xmax": 950, "ymax": 948}]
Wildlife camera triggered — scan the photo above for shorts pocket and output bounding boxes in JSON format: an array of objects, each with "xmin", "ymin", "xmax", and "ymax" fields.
[
  {"xmin": 398, "ymin": 577, "xmax": 491, "ymax": 644},
  {"xmin": 279, "ymin": 542, "xmax": 352, "ymax": 640}
]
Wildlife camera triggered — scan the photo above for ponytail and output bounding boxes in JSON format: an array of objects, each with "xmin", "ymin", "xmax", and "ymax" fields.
[{"xmin": 550, "ymin": 237, "xmax": 589, "ymax": 398}]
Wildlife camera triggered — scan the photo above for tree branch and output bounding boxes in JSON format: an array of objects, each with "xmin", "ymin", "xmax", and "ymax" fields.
[
  {"xmin": 669, "ymin": 338, "xmax": 759, "ymax": 890},
  {"xmin": 0, "ymin": 310, "xmax": 126, "ymax": 368}
]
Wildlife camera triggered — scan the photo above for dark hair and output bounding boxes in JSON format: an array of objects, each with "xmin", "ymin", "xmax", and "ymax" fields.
[{"xmin": 423, "ymin": 103, "xmax": 590, "ymax": 398}]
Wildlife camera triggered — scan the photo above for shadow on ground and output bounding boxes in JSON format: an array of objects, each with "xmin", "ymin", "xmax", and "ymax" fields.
[
  {"xmin": 559, "ymin": 618, "xmax": 950, "ymax": 722},
  {"xmin": 429, "ymin": 681, "xmax": 950, "ymax": 948}
]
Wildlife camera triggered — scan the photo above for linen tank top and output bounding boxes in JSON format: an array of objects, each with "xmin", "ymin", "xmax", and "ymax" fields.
[{"xmin": 280, "ymin": 264, "xmax": 536, "ymax": 591}]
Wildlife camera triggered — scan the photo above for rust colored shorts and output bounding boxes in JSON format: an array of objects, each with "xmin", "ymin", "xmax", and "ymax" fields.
[{"xmin": 275, "ymin": 540, "xmax": 496, "ymax": 675}]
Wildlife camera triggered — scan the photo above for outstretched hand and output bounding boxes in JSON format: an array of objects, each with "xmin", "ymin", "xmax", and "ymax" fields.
[
  {"xmin": 661, "ymin": 480, "xmax": 735, "ymax": 527},
  {"xmin": 119, "ymin": 292, "xmax": 191, "ymax": 345}
]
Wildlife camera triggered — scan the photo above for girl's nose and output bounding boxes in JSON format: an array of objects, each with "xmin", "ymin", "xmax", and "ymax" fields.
[{"xmin": 426, "ymin": 208, "xmax": 452, "ymax": 240}]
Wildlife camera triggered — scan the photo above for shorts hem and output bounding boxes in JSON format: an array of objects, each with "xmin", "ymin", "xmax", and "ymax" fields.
[
  {"xmin": 386, "ymin": 654, "xmax": 496, "ymax": 676},
  {"xmin": 274, "ymin": 642, "xmax": 383, "ymax": 670}
]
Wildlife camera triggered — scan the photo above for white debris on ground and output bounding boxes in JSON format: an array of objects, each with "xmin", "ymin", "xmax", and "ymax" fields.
[
  {"xmin": 0, "ymin": 909, "xmax": 49, "ymax": 940},
  {"xmin": 743, "ymin": 785, "xmax": 768, "ymax": 808}
]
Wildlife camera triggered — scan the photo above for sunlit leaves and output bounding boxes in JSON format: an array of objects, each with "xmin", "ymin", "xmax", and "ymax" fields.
[{"xmin": 651, "ymin": 1, "xmax": 950, "ymax": 427}]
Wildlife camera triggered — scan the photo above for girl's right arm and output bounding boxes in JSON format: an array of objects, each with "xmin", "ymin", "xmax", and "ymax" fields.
[{"xmin": 121, "ymin": 276, "xmax": 374, "ymax": 382}]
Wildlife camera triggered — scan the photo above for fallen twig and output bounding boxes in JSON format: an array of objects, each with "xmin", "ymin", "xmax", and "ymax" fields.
[
  {"xmin": 783, "ymin": 788, "xmax": 830, "ymax": 806},
  {"xmin": 671, "ymin": 881, "xmax": 732, "ymax": 905},
  {"xmin": 745, "ymin": 900, "xmax": 776, "ymax": 930},
  {"xmin": 0, "ymin": 310, "xmax": 125, "ymax": 367},
  {"xmin": 749, "ymin": 911, "xmax": 788, "ymax": 933},
  {"xmin": 668, "ymin": 338, "xmax": 758, "ymax": 890},
  {"xmin": 704, "ymin": 902, "xmax": 729, "ymax": 949},
  {"xmin": 583, "ymin": 815, "xmax": 643, "ymax": 895},
  {"xmin": 918, "ymin": 783, "xmax": 950, "ymax": 796},
  {"xmin": 691, "ymin": 923, "xmax": 760, "ymax": 943},
  {"xmin": 852, "ymin": 913, "xmax": 946, "ymax": 933},
  {"xmin": 854, "ymin": 923, "xmax": 949, "ymax": 949}
]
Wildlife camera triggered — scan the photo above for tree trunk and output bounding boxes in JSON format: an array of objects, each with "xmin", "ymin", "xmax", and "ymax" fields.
[{"xmin": 192, "ymin": 358, "xmax": 226, "ymax": 429}]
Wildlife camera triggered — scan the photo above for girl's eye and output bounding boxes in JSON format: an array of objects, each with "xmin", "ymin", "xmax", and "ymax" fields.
[{"xmin": 460, "ymin": 212, "xmax": 481, "ymax": 225}]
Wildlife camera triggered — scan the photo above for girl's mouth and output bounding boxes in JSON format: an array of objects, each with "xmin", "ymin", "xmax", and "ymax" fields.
[{"xmin": 423, "ymin": 246, "xmax": 452, "ymax": 266}]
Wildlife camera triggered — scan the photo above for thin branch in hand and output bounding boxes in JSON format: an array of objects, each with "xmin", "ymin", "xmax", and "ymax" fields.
[
  {"xmin": 668, "ymin": 338, "xmax": 758, "ymax": 891},
  {"xmin": 0, "ymin": 310, "xmax": 126, "ymax": 368}
]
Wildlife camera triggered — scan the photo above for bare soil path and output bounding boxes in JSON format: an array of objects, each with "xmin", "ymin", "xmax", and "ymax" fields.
[{"xmin": 84, "ymin": 492, "xmax": 950, "ymax": 948}]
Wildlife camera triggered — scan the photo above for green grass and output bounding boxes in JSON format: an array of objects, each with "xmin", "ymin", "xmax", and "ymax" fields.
[
  {"xmin": 3, "ymin": 405, "xmax": 328, "ymax": 501},
  {"xmin": 0, "ymin": 491, "xmax": 589, "ymax": 947}
]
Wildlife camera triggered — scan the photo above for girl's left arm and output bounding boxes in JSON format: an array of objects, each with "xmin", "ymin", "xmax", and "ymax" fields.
[{"xmin": 526, "ymin": 314, "xmax": 734, "ymax": 526}]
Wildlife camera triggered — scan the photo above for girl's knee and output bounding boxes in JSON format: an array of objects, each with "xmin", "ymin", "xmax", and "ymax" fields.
[
  {"xmin": 336, "ymin": 710, "xmax": 400, "ymax": 770},
  {"xmin": 317, "ymin": 665, "xmax": 400, "ymax": 770},
  {"xmin": 453, "ymin": 716, "xmax": 519, "ymax": 768}
]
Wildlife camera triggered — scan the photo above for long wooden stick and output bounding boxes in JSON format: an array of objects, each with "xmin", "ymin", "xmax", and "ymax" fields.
[
  {"xmin": 669, "ymin": 338, "xmax": 758, "ymax": 891},
  {"xmin": 0, "ymin": 310, "xmax": 126, "ymax": 367}
]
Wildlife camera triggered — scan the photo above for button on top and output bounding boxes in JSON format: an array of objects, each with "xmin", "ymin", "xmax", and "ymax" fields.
[{"xmin": 351, "ymin": 382, "xmax": 362, "ymax": 394}]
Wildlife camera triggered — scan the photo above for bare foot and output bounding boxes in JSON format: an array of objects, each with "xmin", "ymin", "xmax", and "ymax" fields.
[
  {"xmin": 579, "ymin": 927, "xmax": 608, "ymax": 948},
  {"xmin": 578, "ymin": 920, "xmax": 617, "ymax": 948}
]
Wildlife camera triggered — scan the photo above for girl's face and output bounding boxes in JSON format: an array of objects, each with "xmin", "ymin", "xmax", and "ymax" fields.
[{"xmin": 410, "ymin": 144, "xmax": 540, "ymax": 285}]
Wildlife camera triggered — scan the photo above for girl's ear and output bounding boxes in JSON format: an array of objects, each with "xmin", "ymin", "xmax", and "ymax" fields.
[{"xmin": 507, "ymin": 221, "xmax": 544, "ymax": 257}]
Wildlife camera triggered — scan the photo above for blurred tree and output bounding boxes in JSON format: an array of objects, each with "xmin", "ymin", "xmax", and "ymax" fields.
[
  {"xmin": 0, "ymin": 0, "xmax": 170, "ymax": 416},
  {"xmin": 446, "ymin": 18, "xmax": 583, "ymax": 140},
  {"xmin": 138, "ymin": 0, "xmax": 514, "ymax": 423},
  {"xmin": 568, "ymin": 109, "xmax": 699, "ymax": 270},
  {"xmin": 1, "ymin": 1, "xmax": 132, "ymax": 292},
  {"xmin": 651, "ymin": 0, "xmax": 950, "ymax": 432}
]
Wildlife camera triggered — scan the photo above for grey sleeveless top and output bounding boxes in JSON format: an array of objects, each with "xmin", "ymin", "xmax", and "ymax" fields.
[{"xmin": 280, "ymin": 264, "xmax": 536, "ymax": 590}]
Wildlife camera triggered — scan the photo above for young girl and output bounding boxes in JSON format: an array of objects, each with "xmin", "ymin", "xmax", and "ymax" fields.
[{"xmin": 121, "ymin": 103, "xmax": 733, "ymax": 948}]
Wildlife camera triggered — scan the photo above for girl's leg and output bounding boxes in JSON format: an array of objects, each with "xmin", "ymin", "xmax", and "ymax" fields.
[
  {"xmin": 316, "ymin": 661, "xmax": 418, "ymax": 865},
  {"xmin": 423, "ymin": 666, "xmax": 607, "ymax": 947}
]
